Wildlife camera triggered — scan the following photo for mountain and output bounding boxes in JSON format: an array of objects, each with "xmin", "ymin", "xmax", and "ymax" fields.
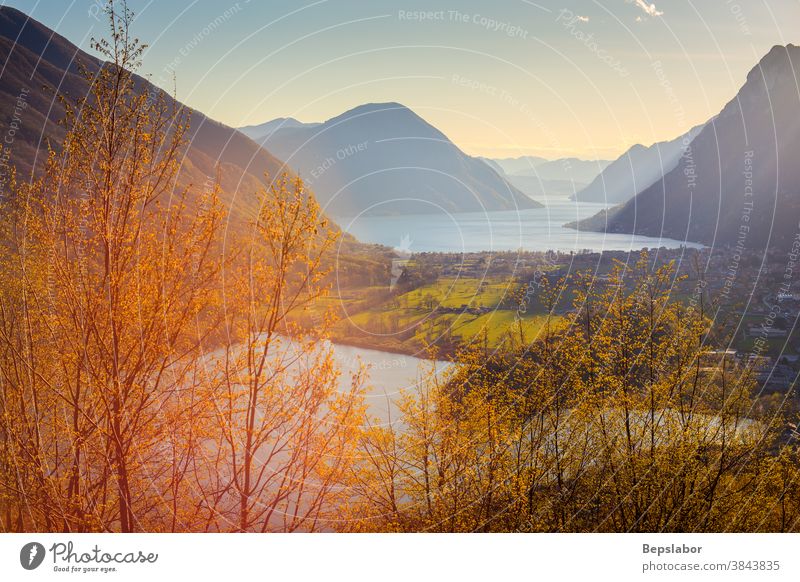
[
  {"xmin": 490, "ymin": 156, "xmax": 610, "ymax": 183},
  {"xmin": 575, "ymin": 45, "xmax": 800, "ymax": 250},
  {"xmin": 488, "ymin": 156, "xmax": 549, "ymax": 176},
  {"xmin": 478, "ymin": 157, "xmax": 508, "ymax": 176},
  {"xmin": 483, "ymin": 155, "xmax": 610, "ymax": 200},
  {"xmin": 244, "ymin": 103, "xmax": 541, "ymax": 217},
  {"xmin": 503, "ymin": 176, "xmax": 587, "ymax": 199},
  {"xmin": 0, "ymin": 6, "xmax": 291, "ymax": 222},
  {"xmin": 573, "ymin": 124, "xmax": 705, "ymax": 204},
  {"xmin": 239, "ymin": 117, "xmax": 320, "ymax": 142},
  {"xmin": 527, "ymin": 158, "xmax": 610, "ymax": 184}
]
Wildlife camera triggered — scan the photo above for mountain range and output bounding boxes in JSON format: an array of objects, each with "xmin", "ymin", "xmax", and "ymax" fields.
[
  {"xmin": 490, "ymin": 156, "xmax": 611, "ymax": 184},
  {"xmin": 239, "ymin": 117, "xmax": 321, "ymax": 141},
  {"xmin": 4, "ymin": 5, "xmax": 800, "ymax": 254},
  {"xmin": 572, "ymin": 124, "xmax": 705, "ymax": 204},
  {"xmin": 483, "ymin": 155, "xmax": 611, "ymax": 199},
  {"xmin": 576, "ymin": 44, "xmax": 800, "ymax": 251},
  {"xmin": 240, "ymin": 103, "xmax": 540, "ymax": 217}
]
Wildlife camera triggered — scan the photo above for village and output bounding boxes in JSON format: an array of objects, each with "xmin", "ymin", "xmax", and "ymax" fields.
[{"xmin": 378, "ymin": 244, "xmax": 800, "ymax": 397}]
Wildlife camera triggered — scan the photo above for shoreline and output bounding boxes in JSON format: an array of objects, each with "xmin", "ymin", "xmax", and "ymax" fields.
[{"xmin": 327, "ymin": 332, "xmax": 455, "ymax": 361}]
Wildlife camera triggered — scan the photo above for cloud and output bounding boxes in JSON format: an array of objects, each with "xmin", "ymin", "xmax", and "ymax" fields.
[
  {"xmin": 629, "ymin": 0, "xmax": 664, "ymax": 17},
  {"xmin": 577, "ymin": 15, "xmax": 590, "ymax": 22}
]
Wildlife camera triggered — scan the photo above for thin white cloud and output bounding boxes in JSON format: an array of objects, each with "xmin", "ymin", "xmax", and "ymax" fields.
[{"xmin": 629, "ymin": 0, "xmax": 664, "ymax": 18}]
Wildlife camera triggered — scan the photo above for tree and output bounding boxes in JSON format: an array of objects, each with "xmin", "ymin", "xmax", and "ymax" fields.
[
  {"xmin": 0, "ymin": 1, "xmax": 367, "ymax": 534},
  {"xmin": 194, "ymin": 174, "xmax": 367, "ymax": 532},
  {"xmin": 0, "ymin": 2, "xmax": 224, "ymax": 531},
  {"xmin": 346, "ymin": 252, "xmax": 797, "ymax": 532}
]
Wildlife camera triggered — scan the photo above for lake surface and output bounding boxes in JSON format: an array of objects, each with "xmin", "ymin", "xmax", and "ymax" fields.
[
  {"xmin": 261, "ymin": 338, "xmax": 448, "ymax": 426},
  {"xmin": 339, "ymin": 199, "xmax": 703, "ymax": 253},
  {"xmin": 325, "ymin": 340, "xmax": 449, "ymax": 426},
  {"xmin": 208, "ymin": 337, "xmax": 445, "ymax": 426}
]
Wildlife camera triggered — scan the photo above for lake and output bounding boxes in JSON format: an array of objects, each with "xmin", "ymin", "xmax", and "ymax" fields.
[
  {"xmin": 258, "ymin": 338, "xmax": 448, "ymax": 426},
  {"xmin": 338, "ymin": 198, "xmax": 703, "ymax": 253},
  {"xmin": 324, "ymin": 340, "xmax": 449, "ymax": 426}
]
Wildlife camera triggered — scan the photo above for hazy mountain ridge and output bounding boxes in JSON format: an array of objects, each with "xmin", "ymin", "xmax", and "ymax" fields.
[
  {"xmin": 573, "ymin": 124, "xmax": 705, "ymax": 204},
  {"xmin": 243, "ymin": 102, "xmax": 541, "ymax": 217},
  {"xmin": 489, "ymin": 155, "xmax": 610, "ymax": 183},
  {"xmin": 483, "ymin": 155, "xmax": 610, "ymax": 200},
  {"xmin": 239, "ymin": 117, "xmax": 320, "ymax": 142},
  {"xmin": 503, "ymin": 175, "xmax": 587, "ymax": 200},
  {"xmin": 485, "ymin": 155, "xmax": 549, "ymax": 176}
]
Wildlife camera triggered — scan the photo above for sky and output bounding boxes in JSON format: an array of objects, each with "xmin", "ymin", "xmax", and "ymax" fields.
[{"xmin": 3, "ymin": 0, "xmax": 799, "ymax": 159}]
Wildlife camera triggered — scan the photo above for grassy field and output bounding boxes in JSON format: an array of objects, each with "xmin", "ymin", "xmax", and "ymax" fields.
[
  {"xmin": 329, "ymin": 277, "xmax": 558, "ymax": 355},
  {"xmin": 399, "ymin": 278, "xmax": 513, "ymax": 309}
]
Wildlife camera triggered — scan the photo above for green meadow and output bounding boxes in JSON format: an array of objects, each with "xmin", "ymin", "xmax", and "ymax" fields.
[{"xmin": 328, "ymin": 277, "xmax": 555, "ymax": 355}]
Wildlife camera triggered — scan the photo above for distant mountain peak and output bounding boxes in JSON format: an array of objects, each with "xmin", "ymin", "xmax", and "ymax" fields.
[
  {"xmin": 758, "ymin": 43, "xmax": 799, "ymax": 66},
  {"xmin": 572, "ymin": 124, "xmax": 704, "ymax": 204},
  {"xmin": 324, "ymin": 101, "xmax": 420, "ymax": 125},
  {"xmin": 747, "ymin": 43, "xmax": 800, "ymax": 86},
  {"xmin": 238, "ymin": 116, "xmax": 320, "ymax": 142},
  {"xmin": 334, "ymin": 101, "xmax": 408, "ymax": 115}
]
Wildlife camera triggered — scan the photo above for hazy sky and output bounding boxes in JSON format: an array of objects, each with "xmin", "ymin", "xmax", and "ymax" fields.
[{"xmin": 3, "ymin": 0, "xmax": 799, "ymax": 159}]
